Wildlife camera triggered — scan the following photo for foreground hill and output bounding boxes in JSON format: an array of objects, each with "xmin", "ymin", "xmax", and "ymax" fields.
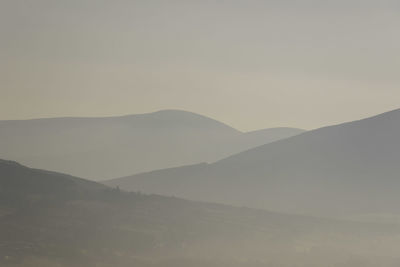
[
  {"xmin": 106, "ymin": 108, "xmax": 400, "ymax": 218},
  {"xmin": 0, "ymin": 110, "xmax": 303, "ymax": 180},
  {"xmin": 2, "ymin": 160, "xmax": 400, "ymax": 266}
]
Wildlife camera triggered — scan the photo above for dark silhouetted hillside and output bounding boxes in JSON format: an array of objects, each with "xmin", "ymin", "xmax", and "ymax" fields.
[{"xmin": 2, "ymin": 160, "xmax": 400, "ymax": 266}]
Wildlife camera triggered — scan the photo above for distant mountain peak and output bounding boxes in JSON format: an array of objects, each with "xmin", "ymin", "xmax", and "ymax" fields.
[
  {"xmin": 0, "ymin": 110, "xmax": 304, "ymax": 179},
  {"xmin": 105, "ymin": 108, "xmax": 400, "ymax": 217}
]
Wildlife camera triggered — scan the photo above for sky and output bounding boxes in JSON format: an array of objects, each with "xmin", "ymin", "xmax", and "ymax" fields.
[{"xmin": 1, "ymin": 0, "xmax": 400, "ymax": 131}]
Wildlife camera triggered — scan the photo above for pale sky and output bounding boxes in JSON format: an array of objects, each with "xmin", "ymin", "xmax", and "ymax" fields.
[{"xmin": 1, "ymin": 0, "xmax": 400, "ymax": 131}]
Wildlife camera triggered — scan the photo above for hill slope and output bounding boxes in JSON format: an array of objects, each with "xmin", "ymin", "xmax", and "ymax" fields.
[
  {"xmin": 0, "ymin": 110, "xmax": 303, "ymax": 180},
  {"xmin": 106, "ymin": 108, "xmax": 400, "ymax": 217},
  {"xmin": 2, "ymin": 160, "xmax": 400, "ymax": 267}
]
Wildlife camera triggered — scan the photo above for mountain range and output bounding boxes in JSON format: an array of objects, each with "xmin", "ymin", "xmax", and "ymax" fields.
[
  {"xmin": 105, "ymin": 109, "xmax": 400, "ymax": 218},
  {"xmin": 0, "ymin": 110, "xmax": 304, "ymax": 180}
]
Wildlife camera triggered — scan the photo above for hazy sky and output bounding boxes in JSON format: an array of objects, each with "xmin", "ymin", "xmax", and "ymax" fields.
[{"xmin": 1, "ymin": 0, "xmax": 400, "ymax": 131}]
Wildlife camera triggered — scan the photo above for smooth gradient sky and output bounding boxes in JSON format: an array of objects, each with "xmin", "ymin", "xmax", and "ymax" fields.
[{"xmin": 1, "ymin": 0, "xmax": 400, "ymax": 131}]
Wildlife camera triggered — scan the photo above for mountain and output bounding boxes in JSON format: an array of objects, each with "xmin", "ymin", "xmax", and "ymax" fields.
[
  {"xmin": 0, "ymin": 159, "xmax": 105, "ymax": 195},
  {"xmin": 0, "ymin": 110, "xmax": 304, "ymax": 180},
  {"xmin": 2, "ymin": 160, "xmax": 400, "ymax": 267},
  {"xmin": 105, "ymin": 108, "xmax": 400, "ymax": 218}
]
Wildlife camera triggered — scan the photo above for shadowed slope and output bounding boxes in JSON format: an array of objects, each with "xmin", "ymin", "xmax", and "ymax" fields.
[{"xmin": 2, "ymin": 160, "xmax": 400, "ymax": 266}]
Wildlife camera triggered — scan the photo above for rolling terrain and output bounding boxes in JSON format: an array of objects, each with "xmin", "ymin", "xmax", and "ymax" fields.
[
  {"xmin": 106, "ymin": 108, "xmax": 400, "ymax": 218},
  {"xmin": 0, "ymin": 110, "xmax": 303, "ymax": 180},
  {"xmin": 2, "ymin": 159, "xmax": 400, "ymax": 266}
]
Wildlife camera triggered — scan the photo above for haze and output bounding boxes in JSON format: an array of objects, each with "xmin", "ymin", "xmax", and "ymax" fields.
[
  {"xmin": 3, "ymin": 1, "xmax": 400, "ymax": 266},
  {"xmin": 1, "ymin": 0, "xmax": 400, "ymax": 131}
]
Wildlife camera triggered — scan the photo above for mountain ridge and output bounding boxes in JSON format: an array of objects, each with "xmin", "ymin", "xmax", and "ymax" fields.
[
  {"xmin": 105, "ymin": 108, "xmax": 400, "ymax": 217},
  {"xmin": 0, "ymin": 110, "xmax": 304, "ymax": 180}
]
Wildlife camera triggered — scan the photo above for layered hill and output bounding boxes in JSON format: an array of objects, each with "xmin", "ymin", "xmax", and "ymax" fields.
[
  {"xmin": 0, "ymin": 110, "xmax": 303, "ymax": 180},
  {"xmin": 106, "ymin": 108, "xmax": 400, "ymax": 217},
  {"xmin": 2, "ymin": 160, "xmax": 400, "ymax": 267}
]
